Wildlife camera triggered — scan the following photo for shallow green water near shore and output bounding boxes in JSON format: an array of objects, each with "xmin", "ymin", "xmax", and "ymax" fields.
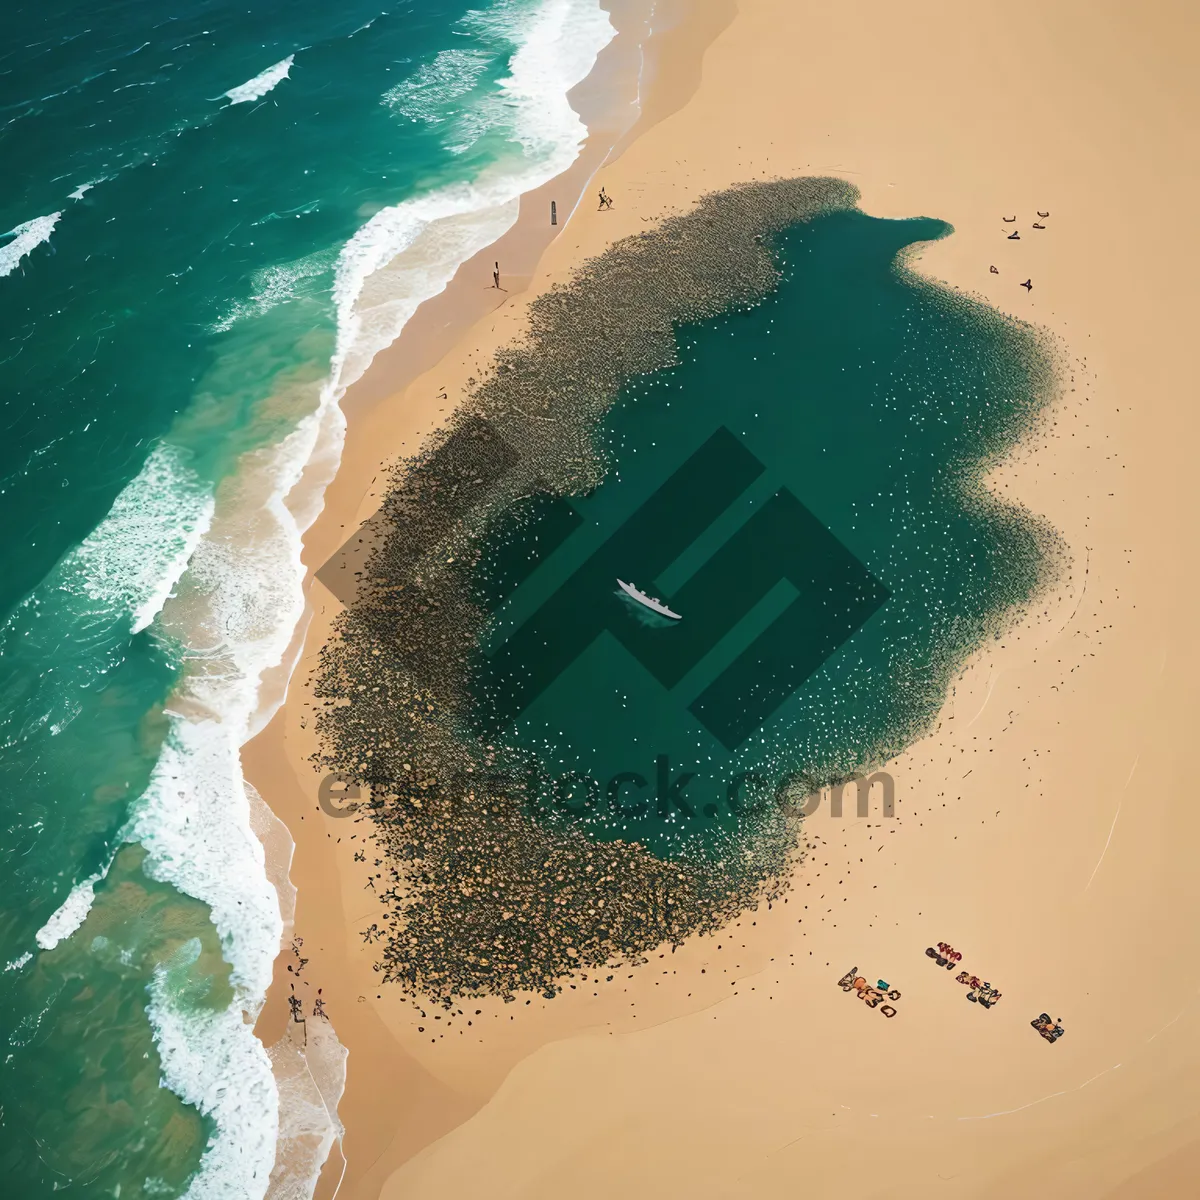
[{"xmin": 472, "ymin": 208, "xmax": 1053, "ymax": 854}]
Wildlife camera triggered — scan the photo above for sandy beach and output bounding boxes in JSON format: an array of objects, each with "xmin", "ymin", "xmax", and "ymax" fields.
[{"xmin": 246, "ymin": 0, "xmax": 1200, "ymax": 1196}]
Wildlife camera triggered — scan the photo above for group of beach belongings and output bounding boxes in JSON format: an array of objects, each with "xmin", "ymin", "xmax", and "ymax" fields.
[
  {"xmin": 1030, "ymin": 1013, "xmax": 1066, "ymax": 1043},
  {"xmin": 836, "ymin": 967, "xmax": 900, "ymax": 1017},
  {"xmin": 927, "ymin": 943, "xmax": 1002, "ymax": 1008},
  {"xmin": 836, "ymin": 947, "xmax": 1064, "ymax": 1040},
  {"xmin": 927, "ymin": 942, "xmax": 1064, "ymax": 1043}
]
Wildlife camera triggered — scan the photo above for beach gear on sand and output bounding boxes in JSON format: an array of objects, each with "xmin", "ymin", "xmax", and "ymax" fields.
[{"xmin": 1031, "ymin": 1013, "xmax": 1065, "ymax": 1042}]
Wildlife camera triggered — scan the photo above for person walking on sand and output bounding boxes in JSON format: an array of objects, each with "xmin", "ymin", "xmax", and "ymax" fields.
[
  {"xmin": 492, "ymin": 261, "xmax": 500, "ymax": 289},
  {"xmin": 598, "ymin": 187, "xmax": 613, "ymax": 210}
]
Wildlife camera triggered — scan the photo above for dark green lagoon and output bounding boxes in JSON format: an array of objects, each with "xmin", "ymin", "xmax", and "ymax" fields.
[
  {"xmin": 470, "ymin": 208, "xmax": 1053, "ymax": 855},
  {"xmin": 315, "ymin": 185, "xmax": 1057, "ymax": 1001}
]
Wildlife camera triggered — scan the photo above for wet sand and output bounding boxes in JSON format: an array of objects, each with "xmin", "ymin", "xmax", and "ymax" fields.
[{"xmin": 247, "ymin": 0, "xmax": 1200, "ymax": 1196}]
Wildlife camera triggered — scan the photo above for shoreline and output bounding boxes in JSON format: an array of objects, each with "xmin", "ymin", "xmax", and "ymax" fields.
[
  {"xmin": 245, "ymin": 2, "xmax": 726, "ymax": 1195},
  {"xmin": 247, "ymin": 0, "xmax": 1200, "ymax": 1197}
]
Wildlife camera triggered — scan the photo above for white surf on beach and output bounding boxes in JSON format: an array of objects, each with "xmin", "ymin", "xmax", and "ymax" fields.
[
  {"xmin": 0, "ymin": 442, "xmax": 213, "ymax": 966},
  {"xmin": 250, "ymin": 783, "xmax": 350, "ymax": 1200},
  {"xmin": 223, "ymin": 54, "xmax": 296, "ymax": 105},
  {"xmin": 37, "ymin": 1, "xmax": 626, "ymax": 1195},
  {"xmin": 147, "ymin": 937, "xmax": 279, "ymax": 1200},
  {"xmin": 338, "ymin": 0, "xmax": 618, "ymax": 389},
  {"xmin": 0, "ymin": 212, "xmax": 63, "ymax": 278},
  {"xmin": 0, "ymin": 440, "xmax": 213, "ymax": 751}
]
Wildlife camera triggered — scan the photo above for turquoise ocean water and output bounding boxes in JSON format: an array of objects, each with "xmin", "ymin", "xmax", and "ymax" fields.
[{"xmin": 0, "ymin": 0, "xmax": 618, "ymax": 1194}]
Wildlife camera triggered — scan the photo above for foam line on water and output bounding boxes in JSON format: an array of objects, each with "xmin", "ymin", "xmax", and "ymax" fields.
[
  {"xmin": 34, "ymin": 865, "xmax": 109, "ymax": 950},
  {"xmin": 148, "ymin": 939, "xmax": 279, "ymax": 1200},
  {"xmin": 129, "ymin": 720, "xmax": 287, "ymax": 1197},
  {"xmin": 499, "ymin": 0, "xmax": 618, "ymax": 159},
  {"xmin": 210, "ymin": 248, "xmax": 336, "ymax": 335},
  {"xmin": 132, "ymin": 395, "xmax": 344, "ymax": 1196},
  {"xmin": 68, "ymin": 441, "xmax": 215, "ymax": 638},
  {"xmin": 0, "ymin": 442, "xmax": 213, "ymax": 751},
  {"xmin": 223, "ymin": 55, "xmax": 295, "ymax": 105},
  {"xmin": 382, "ymin": 48, "xmax": 493, "ymax": 129},
  {"xmin": 0, "ymin": 212, "xmax": 63, "ymax": 277}
]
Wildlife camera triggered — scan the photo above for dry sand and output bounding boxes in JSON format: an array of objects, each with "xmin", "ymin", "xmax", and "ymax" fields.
[{"xmin": 246, "ymin": 0, "xmax": 1200, "ymax": 1196}]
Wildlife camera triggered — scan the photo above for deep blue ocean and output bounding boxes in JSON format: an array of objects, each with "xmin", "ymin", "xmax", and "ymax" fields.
[{"xmin": 0, "ymin": 0, "xmax": 616, "ymax": 1194}]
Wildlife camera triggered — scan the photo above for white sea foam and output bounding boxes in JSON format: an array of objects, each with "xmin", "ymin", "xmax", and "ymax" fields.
[
  {"xmin": 0, "ymin": 442, "xmax": 214, "ymax": 749},
  {"xmin": 4, "ymin": 952, "xmax": 32, "ymax": 972},
  {"xmin": 35, "ymin": 867, "xmax": 107, "ymax": 950},
  {"xmin": 127, "ymin": 718, "xmax": 288, "ymax": 1198},
  {"xmin": 224, "ymin": 55, "xmax": 295, "ymax": 105},
  {"xmin": 210, "ymin": 248, "xmax": 335, "ymax": 334},
  {"xmin": 68, "ymin": 181, "xmax": 99, "ymax": 200},
  {"xmin": 445, "ymin": 0, "xmax": 618, "ymax": 160},
  {"xmin": 124, "ymin": 3, "xmax": 619, "ymax": 1196},
  {"xmin": 148, "ymin": 939, "xmax": 279, "ymax": 1200},
  {"xmin": 343, "ymin": 0, "xmax": 615, "ymax": 388},
  {"xmin": 498, "ymin": 0, "xmax": 616, "ymax": 158},
  {"xmin": 65, "ymin": 441, "xmax": 215, "ymax": 636},
  {"xmin": 382, "ymin": 47, "xmax": 493, "ymax": 128},
  {"xmin": 130, "ymin": 726, "xmax": 282, "ymax": 1000},
  {"xmin": 131, "ymin": 370, "xmax": 345, "ymax": 1198},
  {"xmin": 0, "ymin": 212, "xmax": 62, "ymax": 278}
]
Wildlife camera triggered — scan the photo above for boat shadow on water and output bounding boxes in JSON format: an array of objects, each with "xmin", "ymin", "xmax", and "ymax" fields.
[{"xmin": 614, "ymin": 587, "xmax": 681, "ymax": 629}]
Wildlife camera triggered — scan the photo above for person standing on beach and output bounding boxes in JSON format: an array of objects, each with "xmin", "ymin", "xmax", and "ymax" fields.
[{"xmin": 493, "ymin": 261, "xmax": 500, "ymax": 289}]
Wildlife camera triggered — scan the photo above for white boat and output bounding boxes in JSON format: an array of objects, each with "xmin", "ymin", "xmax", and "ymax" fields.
[{"xmin": 617, "ymin": 579, "xmax": 682, "ymax": 620}]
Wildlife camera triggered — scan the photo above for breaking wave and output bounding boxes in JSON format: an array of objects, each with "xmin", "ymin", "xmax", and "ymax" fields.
[
  {"xmin": 50, "ymin": 1, "xmax": 624, "ymax": 1195},
  {"xmin": 0, "ymin": 212, "xmax": 62, "ymax": 278},
  {"xmin": 341, "ymin": 0, "xmax": 616, "ymax": 387},
  {"xmin": 210, "ymin": 248, "xmax": 336, "ymax": 334},
  {"xmin": 223, "ymin": 55, "xmax": 296, "ymax": 105},
  {"xmin": 382, "ymin": 48, "xmax": 493, "ymax": 143}
]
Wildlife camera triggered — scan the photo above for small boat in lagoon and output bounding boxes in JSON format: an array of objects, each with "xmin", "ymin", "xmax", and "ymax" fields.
[{"xmin": 617, "ymin": 579, "xmax": 681, "ymax": 620}]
